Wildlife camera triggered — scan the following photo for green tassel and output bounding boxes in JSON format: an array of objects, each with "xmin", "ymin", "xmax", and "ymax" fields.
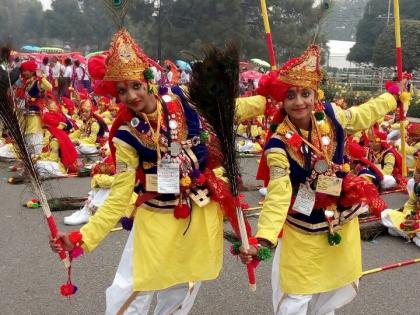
[
  {"xmin": 333, "ymin": 232, "xmax": 341, "ymax": 244},
  {"xmin": 314, "ymin": 111, "xmax": 325, "ymax": 121},
  {"xmin": 328, "ymin": 233, "xmax": 335, "ymax": 246},
  {"xmin": 144, "ymin": 68, "xmax": 154, "ymax": 81},
  {"xmin": 269, "ymin": 124, "xmax": 278, "ymax": 133},
  {"xmin": 327, "ymin": 232, "xmax": 342, "ymax": 246},
  {"xmin": 232, "ymin": 241, "xmax": 241, "ymax": 255},
  {"xmin": 256, "ymin": 246, "xmax": 272, "ymax": 261},
  {"xmin": 200, "ymin": 131, "xmax": 209, "ymax": 142}
]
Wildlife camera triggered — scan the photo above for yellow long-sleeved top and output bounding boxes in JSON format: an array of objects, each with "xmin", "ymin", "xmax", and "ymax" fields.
[
  {"xmin": 25, "ymin": 77, "xmax": 53, "ymax": 134},
  {"xmin": 96, "ymin": 110, "xmax": 113, "ymax": 126},
  {"xmin": 399, "ymin": 142, "xmax": 420, "ymax": 155},
  {"xmin": 391, "ymin": 120, "xmax": 409, "ymax": 130},
  {"xmin": 386, "ymin": 191, "xmax": 419, "ymax": 235},
  {"xmin": 382, "ymin": 153, "xmax": 396, "ymax": 175},
  {"xmin": 70, "ymin": 121, "xmax": 99, "ymax": 146},
  {"xmin": 239, "ymin": 93, "xmax": 397, "ymax": 294},
  {"xmin": 91, "ymin": 174, "xmax": 115, "ymax": 189},
  {"xmin": 80, "ymin": 140, "xmax": 223, "ymax": 291},
  {"xmin": 38, "ymin": 130, "xmax": 66, "ymax": 173}
]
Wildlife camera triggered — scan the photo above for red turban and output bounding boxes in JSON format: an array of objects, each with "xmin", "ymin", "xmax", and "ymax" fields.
[{"xmin": 21, "ymin": 60, "xmax": 38, "ymax": 72}]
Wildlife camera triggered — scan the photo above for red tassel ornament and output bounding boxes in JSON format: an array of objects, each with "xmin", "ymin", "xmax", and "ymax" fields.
[
  {"xmin": 288, "ymin": 133, "xmax": 303, "ymax": 149},
  {"xmin": 174, "ymin": 204, "xmax": 190, "ymax": 219},
  {"xmin": 60, "ymin": 283, "xmax": 78, "ymax": 297}
]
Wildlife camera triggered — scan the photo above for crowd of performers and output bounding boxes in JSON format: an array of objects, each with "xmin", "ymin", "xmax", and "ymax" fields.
[{"xmin": 0, "ymin": 28, "xmax": 419, "ymax": 315}]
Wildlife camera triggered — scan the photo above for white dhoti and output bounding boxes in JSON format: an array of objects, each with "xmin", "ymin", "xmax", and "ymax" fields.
[
  {"xmin": 106, "ymin": 230, "xmax": 201, "ymax": 315},
  {"xmin": 381, "ymin": 209, "xmax": 420, "ymax": 247},
  {"xmin": 387, "ymin": 129, "xmax": 400, "ymax": 141},
  {"xmin": 76, "ymin": 144, "xmax": 98, "ymax": 155},
  {"xmin": 25, "ymin": 133, "xmax": 43, "ymax": 155},
  {"xmin": 35, "ymin": 161, "xmax": 65, "ymax": 177},
  {"xmin": 0, "ymin": 143, "xmax": 17, "ymax": 159},
  {"xmin": 272, "ymin": 241, "xmax": 358, "ymax": 315},
  {"xmin": 90, "ymin": 188, "xmax": 111, "ymax": 208}
]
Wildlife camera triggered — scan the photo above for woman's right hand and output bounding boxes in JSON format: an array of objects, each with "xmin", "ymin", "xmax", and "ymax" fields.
[
  {"xmin": 238, "ymin": 245, "xmax": 258, "ymax": 264},
  {"xmin": 49, "ymin": 232, "xmax": 75, "ymax": 253}
]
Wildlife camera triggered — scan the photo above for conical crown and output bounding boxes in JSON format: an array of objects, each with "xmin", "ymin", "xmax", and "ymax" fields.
[
  {"xmin": 103, "ymin": 29, "xmax": 150, "ymax": 81},
  {"xmin": 277, "ymin": 44, "xmax": 321, "ymax": 90}
]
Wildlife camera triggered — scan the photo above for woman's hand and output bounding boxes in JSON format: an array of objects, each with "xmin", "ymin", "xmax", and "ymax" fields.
[
  {"xmin": 238, "ymin": 245, "xmax": 258, "ymax": 264},
  {"xmin": 49, "ymin": 232, "xmax": 75, "ymax": 253}
]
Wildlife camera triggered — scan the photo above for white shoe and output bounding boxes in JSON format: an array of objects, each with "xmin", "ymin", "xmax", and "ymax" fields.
[{"xmin": 64, "ymin": 207, "xmax": 91, "ymax": 225}]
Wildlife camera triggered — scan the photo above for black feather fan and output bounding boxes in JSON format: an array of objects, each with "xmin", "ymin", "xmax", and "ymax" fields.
[
  {"xmin": 0, "ymin": 60, "xmax": 69, "ymax": 268},
  {"xmin": 187, "ymin": 42, "xmax": 240, "ymax": 196},
  {"xmin": 187, "ymin": 42, "xmax": 257, "ymax": 290}
]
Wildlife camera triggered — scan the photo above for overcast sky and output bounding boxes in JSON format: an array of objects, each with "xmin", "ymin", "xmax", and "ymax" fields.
[{"xmin": 39, "ymin": 0, "xmax": 52, "ymax": 10}]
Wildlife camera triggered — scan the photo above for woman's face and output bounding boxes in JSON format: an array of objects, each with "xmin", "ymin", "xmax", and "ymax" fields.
[
  {"xmin": 283, "ymin": 87, "xmax": 315, "ymax": 122},
  {"xmin": 80, "ymin": 103, "xmax": 91, "ymax": 121},
  {"xmin": 116, "ymin": 80, "xmax": 152, "ymax": 113}
]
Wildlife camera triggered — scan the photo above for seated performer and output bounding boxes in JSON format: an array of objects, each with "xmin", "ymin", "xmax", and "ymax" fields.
[
  {"xmin": 96, "ymin": 96, "xmax": 113, "ymax": 125},
  {"xmin": 70, "ymin": 100, "xmax": 107, "ymax": 155},
  {"xmin": 236, "ymin": 44, "xmax": 407, "ymax": 315},
  {"xmin": 370, "ymin": 135, "xmax": 406, "ymax": 190},
  {"xmin": 382, "ymin": 157, "xmax": 420, "ymax": 247},
  {"xmin": 50, "ymin": 29, "xmax": 247, "ymax": 314},
  {"xmin": 34, "ymin": 99, "xmax": 78, "ymax": 177}
]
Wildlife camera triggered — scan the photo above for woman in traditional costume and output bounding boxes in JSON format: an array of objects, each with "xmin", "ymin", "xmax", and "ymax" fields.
[
  {"xmin": 50, "ymin": 29, "xmax": 244, "ymax": 314},
  {"xmin": 16, "ymin": 60, "xmax": 52, "ymax": 155},
  {"xmin": 237, "ymin": 45, "xmax": 406, "ymax": 314}
]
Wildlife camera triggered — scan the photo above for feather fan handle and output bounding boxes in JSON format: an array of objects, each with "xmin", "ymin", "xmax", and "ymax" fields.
[
  {"xmin": 0, "ymin": 70, "xmax": 69, "ymax": 268},
  {"xmin": 103, "ymin": 0, "xmax": 133, "ymax": 29},
  {"xmin": 186, "ymin": 42, "xmax": 256, "ymax": 291}
]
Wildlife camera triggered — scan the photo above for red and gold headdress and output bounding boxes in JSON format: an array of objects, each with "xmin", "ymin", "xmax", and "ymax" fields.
[
  {"xmin": 277, "ymin": 45, "xmax": 321, "ymax": 90},
  {"xmin": 256, "ymin": 44, "xmax": 322, "ymax": 102},
  {"xmin": 88, "ymin": 29, "xmax": 162, "ymax": 97},
  {"xmin": 103, "ymin": 29, "xmax": 152, "ymax": 82}
]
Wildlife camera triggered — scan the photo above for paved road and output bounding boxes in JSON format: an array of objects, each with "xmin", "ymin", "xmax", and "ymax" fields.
[{"xmin": 0, "ymin": 159, "xmax": 419, "ymax": 315}]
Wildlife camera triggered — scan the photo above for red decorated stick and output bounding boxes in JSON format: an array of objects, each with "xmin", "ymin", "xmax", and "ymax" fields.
[
  {"xmin": 236, "ymin": 203, "xmax": 256, "ymax": 291},
  {"xmin": 393, "ymin": 0, "xmax": 407, "ymax": 176},
  {"xmin": 362, "ymin": 258, "xmax": 420, "ymax": 276},
  {"xmin": 260, "ymin": 0, "xmax": 277, "ymax": 70}
]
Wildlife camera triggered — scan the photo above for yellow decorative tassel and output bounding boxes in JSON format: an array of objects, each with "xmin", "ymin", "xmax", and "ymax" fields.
[
  {"xmin": 180, "ymin": 176, "xmax": 192, "ymax": 187},
  {"xmin": 319, "ymin": 122, "xmax": 330, "ymax": 134},
  {"xmin": 342, "ymin": 163, "xmax": 350, "ymax": 173},
  {"xmin": 276, "ymin": 123, "xmax": 289, "ymax": 136},
  {"xmin": 317, "ymin": 89, "xmax": 325, "ymax": 101},
  {"xmin": 400, "ymin": 91, "xmax": 412, "ymax": 109}
]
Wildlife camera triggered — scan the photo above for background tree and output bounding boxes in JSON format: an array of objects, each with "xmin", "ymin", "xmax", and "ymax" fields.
[
  {"xmin": 0, "ymin": 0, "xmax": 45, "ymax": 48},
  {"xmin": 1, "ymin": 0, "xmax": 329, "ymax": 62},
  {"xmin": 321, "ymin": 0, "xmax": 368, "ymax": 41},
  {"xmin": 372, "ymin": 20, "xmax": 420, "ymax": 71},
  {"xmin": 348, "ymin": 0, "xmax": 420, "ymax": 64}
]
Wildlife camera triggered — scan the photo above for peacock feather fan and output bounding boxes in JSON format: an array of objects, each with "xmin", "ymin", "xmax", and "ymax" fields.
[
  {"xmin": 187, "ymin": 42, "xmax": 240, "ymax": 196},
  {"xmin": 103, "ymin": 0, "xmax": 133, "ymax": 29}
]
